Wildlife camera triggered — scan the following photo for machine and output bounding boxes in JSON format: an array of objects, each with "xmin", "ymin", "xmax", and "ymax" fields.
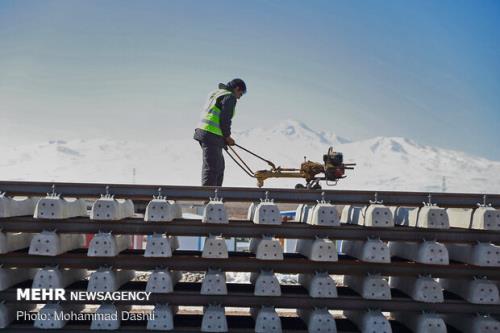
[{"xmin": 225, "ymin": 144, "xmax": 355, "ymax": 189}]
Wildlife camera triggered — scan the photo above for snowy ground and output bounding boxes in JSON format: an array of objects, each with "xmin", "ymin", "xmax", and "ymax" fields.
[{"xmin": 1, "ymin": 119, "xmax": 499, "ymax": 193}]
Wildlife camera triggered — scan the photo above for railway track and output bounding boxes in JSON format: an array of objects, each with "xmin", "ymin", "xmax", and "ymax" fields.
[
  {"xmin": 1, "ymin": 180, "xmax": 500, "ymax": 207},
  {"xmin": 0, "ymin": 180, "xmax": 499, "ymax": 332},
  {"xmin": 1, "ymin": 217, "xmax": 498, "ymax": 243},
  {"xmin": 1, "ymin": 250, "xmax": 499, "ymax": 278}
]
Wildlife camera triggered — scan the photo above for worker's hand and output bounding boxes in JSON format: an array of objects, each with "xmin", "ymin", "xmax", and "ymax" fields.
[{"xmin": 225, "ymin": 136, "xmax": 236, "ymax": 146}]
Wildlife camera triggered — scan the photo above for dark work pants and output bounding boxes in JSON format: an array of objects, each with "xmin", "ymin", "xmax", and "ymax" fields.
[{"xmin": 200, "ymin": 142, "xmax": 225, "ymax": 186}]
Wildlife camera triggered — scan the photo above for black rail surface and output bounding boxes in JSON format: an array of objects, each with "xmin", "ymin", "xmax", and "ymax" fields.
[
  {"xmin": 2, "ymin": 217, "xmax": 499, "ymax": 243},
  {"xmin": 2, "ymin": 250, "xmax": 499, "ymax": 279},
  {"xmin": 1, "ymin": 180, "xmax": 499, "ymax": 207}
]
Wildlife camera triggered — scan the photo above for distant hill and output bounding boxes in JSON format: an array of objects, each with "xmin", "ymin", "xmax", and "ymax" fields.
[{"xmin": 2, "ymin": 119, "xmax": 499, "ymax": 193}]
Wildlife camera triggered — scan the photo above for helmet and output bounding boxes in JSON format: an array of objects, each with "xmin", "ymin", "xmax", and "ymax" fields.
[{"xmin": 227, "ymin": 78, "xmax": 247, "ymax": 94}]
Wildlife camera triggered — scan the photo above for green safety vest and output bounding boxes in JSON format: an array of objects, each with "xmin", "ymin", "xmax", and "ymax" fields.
[{"xmin": 198, "ymin": 89, "xmax": 235, "ymax": 136}]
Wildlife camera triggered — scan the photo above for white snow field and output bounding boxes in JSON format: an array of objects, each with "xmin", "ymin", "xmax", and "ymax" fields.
[{"xmin": 1, "ymin": 119, "xmax": 499, "ymax": 193}]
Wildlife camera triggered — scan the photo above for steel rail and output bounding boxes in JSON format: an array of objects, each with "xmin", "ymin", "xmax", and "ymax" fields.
[
  {"xmin": 1, "ymin": 180, "xmax": 499, "ymax": 207},
  {"xmin": 1, "ymin": 250, "xmax": 499, "ymax": 278},
  {"xmin": 2, "ymin": 283, "xmax": 497, "ymax": 314},
  {"xmin": 1, "ymin": 217, "xmax": 499, "ymax": 243}
]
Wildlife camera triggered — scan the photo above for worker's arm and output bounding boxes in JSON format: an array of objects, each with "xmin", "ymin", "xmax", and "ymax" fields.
[{"xmin": 219, "ymin": 95, "xmax": 236, "ymax": 144}]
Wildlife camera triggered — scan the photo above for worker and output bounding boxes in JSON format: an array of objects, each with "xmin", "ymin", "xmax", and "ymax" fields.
[{"xmin": 194, "ymin": 78, "xmax": 247, "ymax": 186}]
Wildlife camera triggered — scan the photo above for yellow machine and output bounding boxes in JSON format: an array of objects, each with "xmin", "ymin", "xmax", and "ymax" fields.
[{"xmin": 225, "ymin": 145, "xmax": 355, "ymax": 189}]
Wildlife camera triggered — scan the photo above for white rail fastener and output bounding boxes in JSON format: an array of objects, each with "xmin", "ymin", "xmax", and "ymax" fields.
[
  {"xmin": 446, "ymin": 242, "xmax": 500, "ymax": 267},
  {"xmin": 34, "ymin": 196, "xmax": 87, "ymax": 219},
  {"xmin": 389, "ymin": 240, "xmax": 449, "ymax": 265},
  {"xmin": 252, "ymin": 196, "xmax": 281, "ymax": 225},
  {"xmin": 440, "ymin": 277, "xmax": 499, "ymax": 304},
  {"xmin": 344, "ymin": 310, "xmax": 392, "ymax": 333},
  {"xmin": 444, "ymin": 314, "xmax": 500, "ymax": 333},
  {"xmin": 298, "ymin": 308, "xmax": 337, "ymax": 333},
  {"xmin": 408, "ymin": 204, "xmax": 449, "ymax": 229},
  {"xmin": 201, "ymin": 305, "xmax": 227, "ymax": 332},
  {"xmin": 146, "ymin": 268, "xmax": 179, "ymax": 294},
  {"xmin": 341, "ymin": 239, "xmax": 390, "ymax": 263},
  {"xmin": 249, "ymin": 236, "xmax": 283, "ymax": 260},
  {"xmin": 0, "ymin": 231, "xmax": 33, "ymax": 254},
  {"xmin": 390, "ymin": 276, "xmax": 443, "ymax": 303},
  {"xmin": 392, "ymin": 312, "xmax": 446, "ymax": 333},
  {"xmin": 251, "ymin": 306, "xmax": 282, "ymax": 333},
  {"xmin": 87, "ymin": 233, "xmax": 130, "ymax": 257},
  {"xmin": 32, "ymin": 267, "xmax": 87, "ymax": 289},
  {"xmin": 87, "ymin": 268, "xmax": 135, "ymax": 292},
  {"xmin": 307, "ymin": 199, "xmax": 340, "ymax": 226},
  {"xmin": 201, "ymin": 269, "xmax": 227, "ymax": 295},
  {"xmin": 202, "ymin": 197, "xmax": 228, "ymax": 224},
  {"xmin": 202, "ymin": 235, "xmax": 229, "ymax": 259},
  {"xmin": 29, "ymin": 232, "xmax": 83, "ymax": 256},
  {"xmin": 145, "ymin": 191, "xmax": 176, "ymax": 221},
  {"xmin": 343, "ymin": 274, "xmax": 391, "ymax": 300},
  {"xmin": 251, "ymin": 270, "xmax": 281, "ymax": 296},
  {"xmin": 363, "ymin": 204, "xmax": 394, "ymax": 227},
  {"xmin": 0, "ymin": 194, "xmax": 37, "ymax": 218},
  {"xmin": 472, "ymin": 206, "xmax": 500, "ymax": 230},
  {"xmin": 90, "ymin": 195, "xmax": 134, "ymax": 220},
  {"xmin": 144, "ymin": 234, "xmax": 178, "ymax": 257},
  {"xmin": 295, "ymin": 238, "xmax": 337, "ymax": 262},
  {"xmin": 147, "ymin": 304, "xmax": 177, "ymax": 331},
  {"xmin": 299, "ymin": 272, "xmax": 338, "ymax": 298}
]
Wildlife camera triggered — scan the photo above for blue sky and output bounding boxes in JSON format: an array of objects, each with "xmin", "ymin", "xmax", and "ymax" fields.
[{"xmin": 1, "ymin": 0, "xmax": 499, "ymax": 159}]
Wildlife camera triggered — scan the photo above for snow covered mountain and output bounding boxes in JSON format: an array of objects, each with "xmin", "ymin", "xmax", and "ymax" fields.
[{"xmin": 1, "ymin": 119, "xmax": 500, "ymax": 193}]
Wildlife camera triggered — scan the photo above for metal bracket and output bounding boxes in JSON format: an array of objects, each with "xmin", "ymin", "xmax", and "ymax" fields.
[
  {"xmin": 101, "ymin": 185, "xmax": 114, "ymax": 199},
  {"xmin": 46, "ymin": 184, "xmax": 60, "ymax": 198},
  {"xmin": 477, "ymin": 194, "xmax": 492, "ymax": 207},
  {"xmin": 316, "ymin": 191, "xmax": 330, "ymax": 204},
  {"xmin": 154, "ymin": 187, "xmax": 167, "ymax": 200},
  {"xmin": 423, "ymin": 194, "xmax": 437, "ymax": 207},
  {"xmin": 369, "ymin": 192, "xmax": 384, "ymax": 205},
  {"xmin": 209, "ymin": 189, "xmax": 223, "ymax": 202},
  {"xmin": 260, "ymin": 191, "xmax": 273, "ymax": 203}
]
